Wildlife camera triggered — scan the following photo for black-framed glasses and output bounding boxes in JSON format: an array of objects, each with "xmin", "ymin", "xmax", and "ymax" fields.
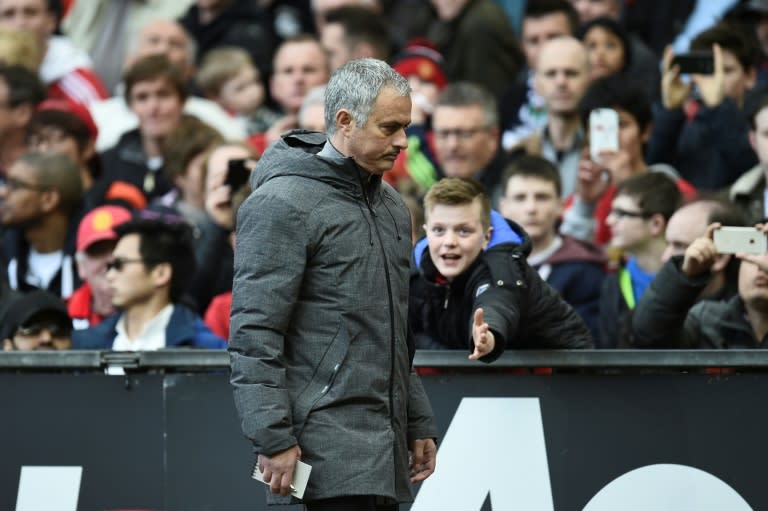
[
  {"xmin": 16, "ymin": 322, "xmax": 71, "ymax": 338},
  {"xmin": 4, "ymin": 176, "xmax": 50, "ymax": 192},
  {"xmin": 106, "ymin": 257, "xmax": 148, "ymax": 272},
  {"xmin": 608, "ymin": 207, "xmax": 654, "ymax": 220}
]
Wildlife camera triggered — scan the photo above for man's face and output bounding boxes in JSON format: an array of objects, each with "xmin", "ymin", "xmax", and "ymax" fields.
[
  {"xmin": 430, "ymin": 0, "xmax": 469, "ymax": 21},
  {"xmin": 739, "ymin": 254, "xmax": 768, "ymax": 308},
  {"xmin": 128, "ymin": 77, "xmax": 184, "ymax": 140},
  {"xmin": 340, "ymin": 86, "xmax": 411, "ymax": 175},
  {"xmin": 0, "ymin": 0, "xmax": 54, "ymax": 45},
  {"xmin": 535, "ymin": 39, "xmax": 590, "ymax": 116},
  {"xmin": 3, "ymin": 311, "xmax": 71, "ymax": 351},
  {"xmin": 0, "ymin": 160, "xmax": 48, "ymax": 226},
  {"xmin": 719, "ymin": 49, "xmax": 756, "ymax": 106},
  {"xmin": 616, "ymin": 107, "xmax": 649, "ymax": 167},
  {"xmin": 584, "ymin": 26, "xmax": 625, "ymax": 80},
  {"xmin": 605, "ymin": 193, "xmax": 656, "ymax": 251},
  {"xmin": 270, "ymin": 40, "xmax": 329, "ymax": 115},
  {"xmin": 28, "ymin": 126, "xmax": 84, "ymax": 165},
  {"xmin": 750, "ymin": 106, "xmax": 768, "ymax": 165},
  {"xmin": 77, "ymin": 239, "xmax": 117, "ymax": 304},
  {"xmin": 218, "ymin": 64, "xmax": 264, "ymax": 115},
  {"xmin": 107, "ymin": 234, "xmax": 158, "ymax": 309},
  {"xmin": 433, "ymin": 104, "xmax": 498, "ymax": 179},
  {"xmin": 425, "ymin": 200, "xmax": 490, "ymax": 281},
  {"xmin": 132, "ymin": 20, "xmax": 190, "ymax": 76},
  {"xmin": 661, "ymin": 204, "xmax": 709, "ymax": 263},
  {"xmin": 321, "ymin": 22, "xmax": 352, "ymax": 72},
  {"xmin": 521, "ymin": 13, "xmax": 572, "ymax": 69},
  {"xmin": 569, "ymin": 0, "xmax": 619, "ymax": 24},
  {"xmin": 499, "ymin": 175, "xmax": 562, "ymax": 243}
]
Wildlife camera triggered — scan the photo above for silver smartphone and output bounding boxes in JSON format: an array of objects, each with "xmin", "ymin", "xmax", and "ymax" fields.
[{"xmin": 713, "ymin": 227, "xmax": 768, "ymax": 254}]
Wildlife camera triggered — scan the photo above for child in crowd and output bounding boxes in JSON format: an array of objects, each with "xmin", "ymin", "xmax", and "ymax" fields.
[
  {"xmin": 409, "ymin": 177, "xmax": 592, "ymax": 360},
  {"xmin": 196, "ymin": 46, "xmax": 280, "ymax": 136},
  {"xmin": 598, "ymin": 172, "xmax": 682, "ymax": 348},
  {"xmin": 499, "ymin": 155, "xmax": 606, "ymax": 338}
]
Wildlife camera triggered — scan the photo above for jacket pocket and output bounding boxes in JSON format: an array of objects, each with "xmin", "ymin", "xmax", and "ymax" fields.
[{"xmin": 292, "ymin": 319, "xmax": 351, "ymax": 440}]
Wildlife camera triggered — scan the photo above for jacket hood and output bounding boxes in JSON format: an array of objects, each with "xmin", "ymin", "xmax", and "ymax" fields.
[
  {"xmin": 413, "ymin": 210, "xmax": 527, "ymax": 263},
  {"xmin": 250, "ymin": 130, "xmax": 380, "ymax": 196},
  {"xmin": 40, "ymin": 35, "xmax": 94, "ymax": 84}
]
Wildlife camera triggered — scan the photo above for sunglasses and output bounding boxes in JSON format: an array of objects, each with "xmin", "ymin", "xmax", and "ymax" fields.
[
  {"xmin": 106, "ymin": 257, "xmax": 163, "ymax": 272},
  {"xmin": 16, "ymin": 322, "xmax": 71, "ymax": 338}
]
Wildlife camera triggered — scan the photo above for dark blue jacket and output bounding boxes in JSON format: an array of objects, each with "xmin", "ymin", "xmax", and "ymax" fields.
[{"xmin": 72, "ymin": 304, "xmax": 227, "ymax": 349}]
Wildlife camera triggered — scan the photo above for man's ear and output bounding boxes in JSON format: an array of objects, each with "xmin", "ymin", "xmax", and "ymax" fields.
[
  {"xmin": 11, "ymin": 103, "xmax": 34, "ymax": 128},
  {"xmin": 641, "ymin": 121, "xmax": 653, "ymax": 144},
  {"xmin": 39, "ymin": 188, "xmax": 61, "ymax": 213},
  {"xmin": 151, "ymin": 262, "xmax": 172, "ymax": 289},
  {"xmin": 335, "ymin": 108, "xmax": 354, "ymax": 135},
  {"xmin": 649, "ymin": 214, "xmax": 666, "ymax": 237},
  {"xmin": 81, "ymin": 139, "xmax": 97, "ymax": 162},
  {"xmin": 749, "ymin": 130, "xmax": 758, "ymax": 154},
  {"xmin": 3, "ymin": 338, "xmax": 14, "ymax": 351}
]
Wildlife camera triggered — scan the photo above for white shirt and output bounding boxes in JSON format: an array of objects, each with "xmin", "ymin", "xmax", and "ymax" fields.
[{"xmin": 112, "ymin": 304, "xmax": 174, "ymax": 351}]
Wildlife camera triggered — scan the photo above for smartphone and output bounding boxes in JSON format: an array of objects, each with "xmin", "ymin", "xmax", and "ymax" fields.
[
  {"xmin": 589, "ymin": 108, "xmax": 619, "ymax": 162},
  {"xmin": 225, "ymin": 159, "xmax": 250, "ymax": 192},
  {"xmin": 713, "ymin": 226, "xmax": 768, "ymax": 255},
  {"xmin": 671, "ymin": 51, "xmax": 714, "ymax": 75}
]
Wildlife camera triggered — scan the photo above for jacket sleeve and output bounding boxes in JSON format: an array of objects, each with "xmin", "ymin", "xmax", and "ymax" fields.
[
  {"xmin": 229, "ymin": 192, "xmax": 309, "ymax": 456},
  {"xmin": 519, "ymin": 263, "xmax": 594, "ymax": 348},
  {"xmin": 630, "ymin": 257, "xmax": 710, "ymax": 348},
  {"xmin": 474, "ymin": 250, "xmax": 593, "ymax": 352},
  {"xmin": 407, "ymin": 369, "xmax": 439, "ymax": 443},
  {"xmin": 646, "ymin": 103, "xmax": 685, "ymax": 169}
]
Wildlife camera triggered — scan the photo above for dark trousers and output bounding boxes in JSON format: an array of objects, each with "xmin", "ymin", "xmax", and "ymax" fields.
[{"xmin": 305, "ymin": 496, "xmax": 398, "ymax": 511}]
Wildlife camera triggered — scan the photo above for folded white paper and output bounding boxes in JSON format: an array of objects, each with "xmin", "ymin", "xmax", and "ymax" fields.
[{"xmin": 251, "ymin": 460, "xmax": 312, "ymax": 499}]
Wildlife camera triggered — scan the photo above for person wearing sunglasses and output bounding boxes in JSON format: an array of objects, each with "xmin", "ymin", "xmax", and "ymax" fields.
[
  {"xmin": 71, "ymin": 217, "xmax": 226, "ymax": 351},
  {"xmin": 1, "ymin": 289, "xmax": 72, "ymax": 351}
]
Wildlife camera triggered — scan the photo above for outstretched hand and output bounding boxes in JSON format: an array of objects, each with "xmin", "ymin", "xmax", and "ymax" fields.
[{"xmin": 469, "ymin": 308, "xmax": 495, "ymax": 360}]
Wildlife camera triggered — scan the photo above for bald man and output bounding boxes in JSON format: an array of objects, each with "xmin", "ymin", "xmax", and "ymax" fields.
[{"xmin": 510, "ymin": 37, "xmax": 591, "ymax": 197}]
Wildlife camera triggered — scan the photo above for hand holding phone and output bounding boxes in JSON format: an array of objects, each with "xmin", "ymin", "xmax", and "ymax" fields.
[{"xmin": 589, "ymin": 108, "xmax": 619, "ymax": 162}]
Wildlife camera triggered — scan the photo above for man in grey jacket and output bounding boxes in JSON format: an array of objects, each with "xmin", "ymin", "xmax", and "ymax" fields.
[{"xmin": 229, "ymin": 58, "xmax": 438, "ymax": 510}]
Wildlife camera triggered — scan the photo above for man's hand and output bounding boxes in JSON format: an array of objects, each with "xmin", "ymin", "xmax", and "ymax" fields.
[
  {"xmin": 258, "ymin": 445, "xmax": 302, "ymax": 496},
  {"xmin": 409, "ymin": 438, "xmax": 436, "ymax": 483},
  {"xmin": 575, "ymin": 150, "xmax": 611, "ymax": 205},
  {"xmin": 661, "ymin": 46, "xmax": 692, "ymax": 110},
  {"xmin": 693, "ymin": 44, "xmax": 726, "ymax": 108},
  {"xmin": 469, "ymin": 307, "xmax": 495, "ymax": 360},
  {"xmin": 681, "ymin": 223, "xmax": 720, "ymax": 277},
  {"xmin": 265, "ymin": 115, "xmax": 298, "ymax": 146},
  {"xmin": 735, "ymin": 223, "xmax": 768, "ymax": 272}
]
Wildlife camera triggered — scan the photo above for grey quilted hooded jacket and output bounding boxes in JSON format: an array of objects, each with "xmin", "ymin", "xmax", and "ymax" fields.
[{"xmin": 230, "ymin": 131, "xmax": 437, "ymax": 505}]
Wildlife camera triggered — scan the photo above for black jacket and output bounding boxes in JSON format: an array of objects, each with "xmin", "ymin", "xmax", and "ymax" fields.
[{"xmin": 409, "ymin": 215, "xmax": 593, "ymax": 359}]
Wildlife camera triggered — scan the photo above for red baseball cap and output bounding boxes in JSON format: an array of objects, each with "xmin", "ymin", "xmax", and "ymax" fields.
[
  {"xmin": 37, "ymin": 98, "xmax": 99, "ymax": 141},
  {"xmin": 76, "ymin": 205, "xmax": 132, "ymax": 253}
]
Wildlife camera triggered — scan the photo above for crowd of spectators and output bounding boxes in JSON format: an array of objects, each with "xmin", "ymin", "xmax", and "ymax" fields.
[{"xmin": 4, "ymin": 0, "xmax": 768, "ymax": 354}]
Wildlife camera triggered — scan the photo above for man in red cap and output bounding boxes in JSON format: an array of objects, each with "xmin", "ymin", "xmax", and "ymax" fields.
[
  {"xmin": 68, "ymin": 205, "xmax": 132, "ymax": 329},
  {"xmin": 28, "ymin": 99, "xmax": 100, "ymax": 202}
]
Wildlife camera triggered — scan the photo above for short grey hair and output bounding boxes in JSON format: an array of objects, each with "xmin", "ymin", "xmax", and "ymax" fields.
[
  {"xmin": 324, "ymin": 58, "xmax": 410, "ymax": 136},
  {"xmin": 435, "ymin": 82, "xmax": 499, "ymax": 127},
  {"xmin": 21, "ymin": 152, "xmax": 83, "ymax": 214}
]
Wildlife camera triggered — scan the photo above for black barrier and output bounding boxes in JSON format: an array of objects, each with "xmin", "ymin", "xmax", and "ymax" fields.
[{"xmin": 1, "ymin": 350, "xmax": 767, "ymax": 511}]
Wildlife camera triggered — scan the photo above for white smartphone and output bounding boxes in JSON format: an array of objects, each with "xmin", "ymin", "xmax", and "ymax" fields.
[
  {"xmin": 713, "ymin": 226, "xmax": 768, "ymax": 255},
  {"xmin": 589, "ymin": 108, "xmax": 619, "ymax": 162}
]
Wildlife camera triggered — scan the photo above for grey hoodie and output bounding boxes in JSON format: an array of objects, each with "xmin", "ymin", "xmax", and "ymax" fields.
[{"xmin": 229, "ymin": 130, "xmax": 437, "ymax": 504}]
